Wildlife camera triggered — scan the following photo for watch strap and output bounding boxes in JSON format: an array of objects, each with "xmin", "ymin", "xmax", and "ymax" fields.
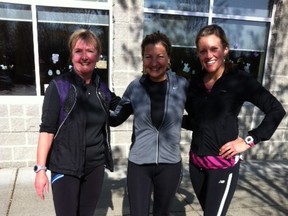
[{"xmin": 34, "ymin": 165, "xmax": 47, "ymax": 173}]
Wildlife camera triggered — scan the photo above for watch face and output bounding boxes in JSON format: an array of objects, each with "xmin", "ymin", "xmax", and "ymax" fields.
[
  {"xmin": 34, "ymin": 165, "xmax": 38, "ymax": 172},
  {"xmin": 245, "ymin": 136, "xmax": 254, "ymax": 144},
  {"xmin": 34, "ymin": 165, "xmax": 47, "ymax": 173}
]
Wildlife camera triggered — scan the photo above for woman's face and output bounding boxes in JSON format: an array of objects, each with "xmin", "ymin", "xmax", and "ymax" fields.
[
  {"xmin": 143, "ymin": 42, "xmax": 170, "ymax": 82},
  {"xmin": 197, "ymin": 34, "xmax": 228, "ymax": 74},
  {"xmin": 72, "ymin": 39, "xmax": 99, "ymax": 76}
]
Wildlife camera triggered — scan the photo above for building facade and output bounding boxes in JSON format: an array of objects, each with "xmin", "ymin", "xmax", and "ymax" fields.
[{"xmin": 0, "ymin": 0, "xmax": 287, "ymax": 167}]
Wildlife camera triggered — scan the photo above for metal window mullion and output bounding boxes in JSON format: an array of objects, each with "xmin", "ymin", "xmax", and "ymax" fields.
[
  {"xmin": 29, "ymin": 0, "xmax": 109, "ymax": 10},
  {"xmin": 211, "ymin": 14, "xmax": 272, "ymax": 22},
  {"xmin": 208, "ymin": 0, "xmax": 214, "ymax": 24},
  {"xmin": 31, "ymin": 3, "xmax": 41, "ymax": 96},
  {"xmin": 144, "ymin": 8, "xmax": 209, "ymax": 18},
  {"xmin": 262, "ymin": 1, "xmax": 277, "ymax": 86},
  {"xmin": 0, "ymin": 0, "xmax": 110, "ymax": 10},
  {"xmin": 108, "ymin": 7, "xmax": 113, "ymax": 89},
  {"xmin": 37, "ymin": 20, "xmax": 109, "ymax": 26}
]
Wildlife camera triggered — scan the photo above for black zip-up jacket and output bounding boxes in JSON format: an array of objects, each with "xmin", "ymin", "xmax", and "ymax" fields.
[
  {"xmin": 40, "ymin": 69, "xmax": 120, "ymax": 177},
  {"xmin": 183, "ymin": 68, "xmax": 286, "ymax": 156}
]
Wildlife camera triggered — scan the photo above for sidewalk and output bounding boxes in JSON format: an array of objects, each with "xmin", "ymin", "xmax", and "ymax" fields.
[{"xmin": 0, "ymin": 160, "xmax": 287, "ymax": 216}]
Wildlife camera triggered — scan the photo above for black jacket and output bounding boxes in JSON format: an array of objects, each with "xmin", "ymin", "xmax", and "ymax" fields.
[
  {"xmin": 184, "ymin": 68, "xmax": 286, "ymax": 156},
  {"xmin": 40, "ymin": 70, "xmax": 120, "ymax": 177}
]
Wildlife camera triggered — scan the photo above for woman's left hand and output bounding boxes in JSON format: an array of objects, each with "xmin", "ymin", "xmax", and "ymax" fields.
[{"xmin": 219, "ymin": 137, "xmax": 251, "ymax": 159}]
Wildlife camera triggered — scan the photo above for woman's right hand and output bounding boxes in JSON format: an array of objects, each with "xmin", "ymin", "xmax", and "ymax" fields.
[{"xmin": 34, "ymin": 171, "xmax": 49, "ymax": 200}]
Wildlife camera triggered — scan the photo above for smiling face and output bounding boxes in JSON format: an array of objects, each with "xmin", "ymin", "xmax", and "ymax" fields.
[
  {"xmin": 143, "ymin": 42, "xmax": 170, "ymax": 82},
  {"xmin": 72, "ymin": 39, "xmax": 99, "ymax": 79},
  {"xmin": 197, "ymin": 34, "xmax": 229, "ymax": 76}
]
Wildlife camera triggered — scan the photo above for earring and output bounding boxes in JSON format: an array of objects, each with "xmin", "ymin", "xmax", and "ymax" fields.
[{"xmin": 168, "ymin": 61, "xmax": 171, "ymax": 69}]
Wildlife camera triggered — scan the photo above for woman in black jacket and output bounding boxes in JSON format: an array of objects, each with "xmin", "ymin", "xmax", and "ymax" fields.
[
  {"xmin": 184, "ymin": 24, "xmax": 286, "ymax": 216},
  {"xmin": 34, "ymin": 29, "xmax": 120, "ymax": 216}
]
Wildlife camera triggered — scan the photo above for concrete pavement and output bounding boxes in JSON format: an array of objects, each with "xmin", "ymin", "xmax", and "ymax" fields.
[{"xmin": 0, "ymin": 160, "xmax": 287, "ymax": 216}]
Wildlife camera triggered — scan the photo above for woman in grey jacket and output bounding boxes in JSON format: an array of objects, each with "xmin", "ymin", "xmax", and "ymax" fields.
[{"xmin": 110, "ymin": 32, "xmax": 188, "ymax": 216}]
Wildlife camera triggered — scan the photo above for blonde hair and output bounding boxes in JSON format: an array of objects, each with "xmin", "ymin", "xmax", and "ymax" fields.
[{"xmin": 68, "ymin": 29, "xmax": 102, "ymax": 57}]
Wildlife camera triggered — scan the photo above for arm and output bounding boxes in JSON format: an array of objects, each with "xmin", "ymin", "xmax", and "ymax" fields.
[
  {"xmin": 109, "ymin": 91, "xmax": 121, "ymax": 111},
  {"xmin": 182, "ymin": 76, "xmax": 197, "ymax": 131},
  {"xmin": 34, "ymin": 81, "xmax": 60, "ymax": 200},
  {"xmin": 34, "ymin": 132, "xmax": 54, "ymax": 200},
  {"xmin": 182, "ymin": 115, "xmax": 193, "ymax": 130},
  {"xmin": 245, "ymin": 77, "xmax": 286, "ymax": 144},
  {"xmin": 109, "ymin": 85, "xmax": 133, "ymax": 127},
  {"xmin": 109, "ymin": 99, "xmax": 133, "ymax": 127},
  {"xmin": 220, "ymin": 73, "xmax": 286, "ymax": 159}
]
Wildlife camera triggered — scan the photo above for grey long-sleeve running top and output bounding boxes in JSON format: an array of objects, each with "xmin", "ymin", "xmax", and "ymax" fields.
[{"xmin": 110, "ymin": 70, "xmax": 189, "ymax": 165}]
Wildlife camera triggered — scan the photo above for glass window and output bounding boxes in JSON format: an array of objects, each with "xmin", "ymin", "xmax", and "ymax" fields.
[
  {"xmin": 0, "ymin": 3, "xmax": 35, "ymax": 95},
  {"xmin": 144, "ymin": 0, "xmax": 275, "ymax": 82},
  {"xmin": 213, "ymin": 19, "xmax": 269, "ymax": 80},
  {"xmin": 213, "ymin": 0, "xmax": 274, "ymax": 18},
  {"xmin": 37, "ymin": 6, "xmax": 109, "ymax": 95},
  {"xmin": 171, "ymin": 47, "xmax": 200, "ymax": 79},
  {"xmin": 145, "ymin": 0, "xmax": 209, "ymax": 12},
  {"xmin": 144, "ymin": 14, "xmax": 207, "ymax": 47},
  {"xmin": 213, "ymin": 19, "xmax": 269, "ymax": 51}
]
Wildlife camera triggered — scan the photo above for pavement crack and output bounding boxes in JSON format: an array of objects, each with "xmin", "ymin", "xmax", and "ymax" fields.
[{"xmin": 6, "ymin": 168, "xmax": 19, "ymax": 216}]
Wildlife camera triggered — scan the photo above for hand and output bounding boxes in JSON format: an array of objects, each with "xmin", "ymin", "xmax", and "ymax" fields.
[
  {"xmin": 34, "ymin": 171, "xmax": 49, "ymax": 200},
  {"xmin": 219, "ymin": 137, "xmax": 251, "ymax": 159}
]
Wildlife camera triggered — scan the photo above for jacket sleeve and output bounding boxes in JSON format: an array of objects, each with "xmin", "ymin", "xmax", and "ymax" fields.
[
  {"xmin": 182, "ymin": 115, "xmax": 193, "ymax": 130},
  {"xmin": 109, "ymin": 85, "xmax": 133, "ymax": 127},
  {"xmin": 109, "ymin": 91, "xmax": 121, "ymax": 111},
  {"xmin": 182, "ymin": 76, "xmax": 197, "ymax": 131},
  {"xmin": 244, "ymin": 74, "xmax": 286, "ymax": 144},
  {"xmin": 39, "ymin": 81, "xmax": 61, "ymax": 134}
]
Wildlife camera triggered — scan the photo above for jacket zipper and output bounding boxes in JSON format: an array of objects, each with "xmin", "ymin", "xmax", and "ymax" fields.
[
  {"xmin": 96, "ymin": 87, "xmax": 112, "ymax": 163},
  {"xmin": 155, "ymin": 130, "xmax": 159, "ymax": 164},
  {"xmin": 154, "ymin": 75, "xmax": 170, "ymax": 164}
]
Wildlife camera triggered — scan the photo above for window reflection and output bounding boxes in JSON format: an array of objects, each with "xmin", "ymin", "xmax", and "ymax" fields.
[
  {"xmin": 37, "ymin": 7, "xmax": 109, "ymax": 95},
  {"xmin": 0, "ymin": 3, "xmax": 35, "ymax": 95},
  {"xmin": 145, "ymin": 0, "xmax": 209, "ymax": 12},
  {"xmin": 213, "ymin": 0, "xmax": 273, "ymax": 18},
  {"xmin": 213, "ymin": 19, "xmax": 269, "ymax": 80},
  {"xmin": 171, "ymin": 47, "xmax": 200, "ymax": 79},
  {"xmin": 144, "ymin": 14, "xmax": 207, "ymax": 46},
  {"xmin": 214, "ymin": 19, "xmax": 269, "ymax": 51},
  {"xmin": 144, "ymin": 0, "xmax": 273, "ymax": 82},
  {"xmin": 171, "ymin": 48, "xmax": 263, "ymax": 81},
  {"xmin": 229, "ymin": 50, "xmax": 264, "ymax": 81}
]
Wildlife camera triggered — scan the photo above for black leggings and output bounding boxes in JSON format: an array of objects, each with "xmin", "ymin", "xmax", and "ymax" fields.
[
  {"xmin": 127, "ymin": 161, "xmax": 182, "ymax": 216},
  {"xmin": 51, "ymin": 165, "xmax": 105, "ymax": 216},
  {"xmin": 189, "ymin": 161, "xmax": 240, "ymax": 216}
]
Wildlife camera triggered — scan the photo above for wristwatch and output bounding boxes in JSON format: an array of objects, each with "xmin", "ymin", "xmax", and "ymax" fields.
[
  {"xmin": 33, "ymin": 165, "xmax": 47, "ymax": 173},
  {"xmin": 245, "ymin": 136, "xmax": 255, "ymax": 147}
]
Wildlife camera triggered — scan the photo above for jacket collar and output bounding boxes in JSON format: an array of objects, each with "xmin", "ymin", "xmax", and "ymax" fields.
[
  {"xmin": 71, "ymin": 68, "xmax": 100, "ymax": 88},
  {"xmin": 139, "ymin": 69, "xmax": 173, "ymax": 84}
]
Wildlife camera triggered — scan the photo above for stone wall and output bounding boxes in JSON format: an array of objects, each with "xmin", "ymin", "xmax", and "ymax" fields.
[
  {"xmin": 0, "ymin": 98, "xmax": 41, "ymax": 167},
  {"xmin": 0, "ymin": 0, "xmax": 287, "ymax": 168}
]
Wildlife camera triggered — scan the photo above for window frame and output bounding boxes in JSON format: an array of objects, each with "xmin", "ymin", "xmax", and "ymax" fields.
[
  {"xmin": 144, "ymin": 0, "xmax": 277, "ymax": 83},
  {"xmin": 0, "ymin": 0, "xmax": 112, "ymax": 100}
]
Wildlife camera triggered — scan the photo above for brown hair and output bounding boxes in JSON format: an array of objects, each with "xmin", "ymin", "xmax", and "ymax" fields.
[
  {"xmin": 195, "ymin": 24, "xmax": 229, "ymax": 51},
  {"xmin": 141, "ymin": 31, "xmax": 172, "ymax": 57}
]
